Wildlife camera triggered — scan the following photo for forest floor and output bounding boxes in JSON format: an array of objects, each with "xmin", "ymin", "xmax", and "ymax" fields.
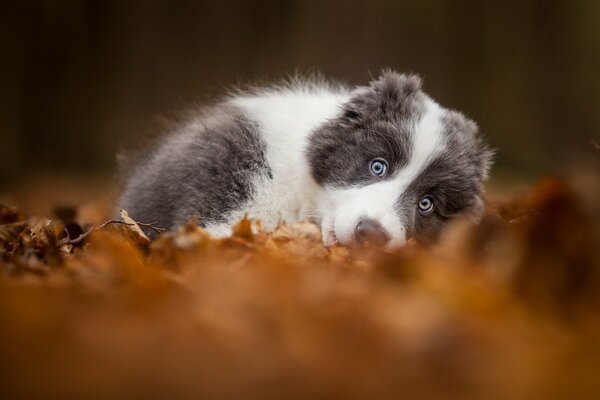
[{"xmin": 1, "ymin": 175, "xmax": 599, "ymax": 399}]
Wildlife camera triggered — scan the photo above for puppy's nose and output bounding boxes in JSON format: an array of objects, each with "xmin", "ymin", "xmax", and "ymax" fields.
[{"xmin": 355, "ymin": 219, "xmax": 389, "ymax": 246}]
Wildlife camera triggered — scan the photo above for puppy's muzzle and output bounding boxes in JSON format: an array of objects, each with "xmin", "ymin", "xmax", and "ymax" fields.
[{"xmin": 355, "ymin": 219, "xmax": 389, "ymax": 246}]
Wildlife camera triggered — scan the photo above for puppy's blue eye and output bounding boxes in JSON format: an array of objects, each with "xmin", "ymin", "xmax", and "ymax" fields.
[
  {"xmin": 418, "ymin": 196, "xmax": 434, "ymax": 214},
  {"xmin": 369, "ymin": 159, "xmax": 388, "ymax": 177}
]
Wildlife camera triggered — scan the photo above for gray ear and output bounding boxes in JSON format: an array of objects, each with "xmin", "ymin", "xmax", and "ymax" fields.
[
  {"xmin": 341, "ymin": 70, "xmax": 424, "ymax": 122},
  {"xmin": 444, "ymin": 109, "xmax": 495, "ymax": 183},
  {"xmin": 340, "ymin": 87, "xmax": 371, "ymax": 121},
  {"xmin": 371, "ymin": 70, "xmax": 423, "ymax": 99},
  {"xmin": 467, "ymin": 120, "xmax": 494, "ymax": 183},
  {"xmin": 462, "ymin": 115, "xmax": 494, "ymax": 182}
]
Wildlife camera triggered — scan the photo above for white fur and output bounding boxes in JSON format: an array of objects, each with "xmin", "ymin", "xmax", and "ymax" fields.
[
  {"xmin": 203, "ymin": 86, "xmax": 351, "ymax": 236},
  {"xmin": 202, "ymin": 87, "xmax": 446, "ymax": 250},
  {"xmin": 319, "ymin": 98, "xmax": 446, "ymax": 249}
]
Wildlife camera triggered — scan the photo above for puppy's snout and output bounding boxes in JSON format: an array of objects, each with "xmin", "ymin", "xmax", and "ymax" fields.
[{"xmin": 355, "ymin": 219, "xmax": 389, "ymax": 246}]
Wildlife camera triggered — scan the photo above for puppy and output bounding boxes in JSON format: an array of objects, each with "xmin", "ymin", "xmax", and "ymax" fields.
[{"xmin": 118, "ymin": 70, "xmax": 492, "ymax": 248}]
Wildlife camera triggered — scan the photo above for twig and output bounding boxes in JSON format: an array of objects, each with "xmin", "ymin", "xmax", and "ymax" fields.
[
  {"xmin": 59, "ymin": 219, "xmax": 166, "ymax": 246},
  {"xmin": 130, "ymin": 220, "xmax": 167, "ymax": 235}
]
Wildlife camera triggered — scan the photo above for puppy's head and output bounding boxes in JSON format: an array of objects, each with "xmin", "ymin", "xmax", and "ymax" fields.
[{"xmin": 307, "ymin": 70, "xmax": 493, "ymax": 249}]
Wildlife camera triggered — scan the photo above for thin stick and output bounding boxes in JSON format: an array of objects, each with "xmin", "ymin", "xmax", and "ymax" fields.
[{"xmin": 59, "ymin": 219, "xmax": 166, "ymax": 246}]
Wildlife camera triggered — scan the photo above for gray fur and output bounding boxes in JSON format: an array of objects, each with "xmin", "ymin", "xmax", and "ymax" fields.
[
  {"xmin": 307, "ymin": 72, "xmax": 424, "ymax": 187},
  {"xmin": 399, "ymin": 111, "xmax": 493, "ymax": 243},
  {"xmin": 118, "ymin": 105, "xmax": 270, "ymax": 236},
  {"xmin": 308, "ymin": 71, "xmax": 493, "ymax": 243},
  {"xmin": 118, "ymin": 70, "xmax": 493, "ymax": 245}
]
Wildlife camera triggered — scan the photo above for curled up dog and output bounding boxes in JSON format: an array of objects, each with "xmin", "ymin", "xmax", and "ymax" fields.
[{"xmin": 118, "ymin": 70, "xmax": 493, "ymax": 249}]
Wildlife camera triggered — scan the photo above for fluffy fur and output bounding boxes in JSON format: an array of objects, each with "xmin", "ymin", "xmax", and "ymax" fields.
[{"xmin": 118, "ymin": 70, "xmax": 493, "ymax": 248}]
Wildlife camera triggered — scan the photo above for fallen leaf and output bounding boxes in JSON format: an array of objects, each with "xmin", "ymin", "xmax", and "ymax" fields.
[{"xmin": 119, "ymin": 209, "xmax": 150, "ymax": 242}]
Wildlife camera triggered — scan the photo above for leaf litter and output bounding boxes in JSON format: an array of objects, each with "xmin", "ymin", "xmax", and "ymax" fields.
[{"xmin": 0, "ymin": 178, "xmax": 599, "ymax": 399}]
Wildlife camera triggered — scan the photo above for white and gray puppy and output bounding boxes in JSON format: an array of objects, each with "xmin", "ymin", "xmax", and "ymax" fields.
[{"xmin": 118, "ymin": 70, "xmax": 493, "ymax": 249}]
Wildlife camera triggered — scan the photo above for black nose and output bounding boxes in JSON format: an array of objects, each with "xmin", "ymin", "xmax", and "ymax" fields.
[{"xmin": 355, "ymin": 219, "xmax": 389, "ymax": 246}]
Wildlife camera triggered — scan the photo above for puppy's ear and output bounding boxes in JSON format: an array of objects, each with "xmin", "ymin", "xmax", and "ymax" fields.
[
  {"xmin": 371, "ymin": 70, "xmax": 422, "ymax": 98},
  {"xmin": 339, "ymin": 87, "xmax": 373, "ymax": 122},
  {"xmin": 364, "ymin": 70, "xmax": 424, "ymax": 116},
  {"xmin": 341, "ymin": 70, "xmax": 424, "ymax": 122},
  {"xmin": 444, "ymin": 110, "xmax": 495, "ymax": 182},
  {"xmin": 341, "ymin": 105, "xmax": 362, "ymax": 121},
  {"xmin": 465, "ymin": 120, "xmax": 495, "ymax": 182}
]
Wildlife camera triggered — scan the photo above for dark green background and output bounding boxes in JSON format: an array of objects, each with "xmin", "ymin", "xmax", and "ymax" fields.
[{"xmin": 2, "ymin": 0, "xmax": 599, "ymax": 188}]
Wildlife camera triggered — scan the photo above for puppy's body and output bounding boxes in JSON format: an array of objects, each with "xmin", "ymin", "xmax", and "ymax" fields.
[{"xmin": 119, "ymin": 71, "xmax": 492, "ymax": 248}]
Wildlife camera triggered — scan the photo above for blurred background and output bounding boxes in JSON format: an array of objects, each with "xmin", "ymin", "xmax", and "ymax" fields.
[{"xmin": 1, "ymin": 0, "xmax": 599, "ymax": 205}]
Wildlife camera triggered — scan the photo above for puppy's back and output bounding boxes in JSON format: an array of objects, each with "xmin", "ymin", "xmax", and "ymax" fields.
[{"xmin": 118, "ymin": 105, "xmax": 270, "ymax": 235}]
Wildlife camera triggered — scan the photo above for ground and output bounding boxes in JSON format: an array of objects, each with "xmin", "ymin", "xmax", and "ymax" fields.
[{"xmin": 0, "ymin": 178, "xmax": 599, "ymax": 399}]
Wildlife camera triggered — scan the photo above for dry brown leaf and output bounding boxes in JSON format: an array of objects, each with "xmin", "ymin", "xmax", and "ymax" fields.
[
  {"xmin": 119, "ymin": 208, "xmax": 150, "ymax": 242},
  {"xmin": 271, "ymin": 221, "xmax": 322, "ymax": 242},
  {"xmin": 0, "ymin": 222, "xmax": 27, "ymax": 243},
  {"xmin": 0, "ymin": 179, "xmax": 598, "ymax": 399}
]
